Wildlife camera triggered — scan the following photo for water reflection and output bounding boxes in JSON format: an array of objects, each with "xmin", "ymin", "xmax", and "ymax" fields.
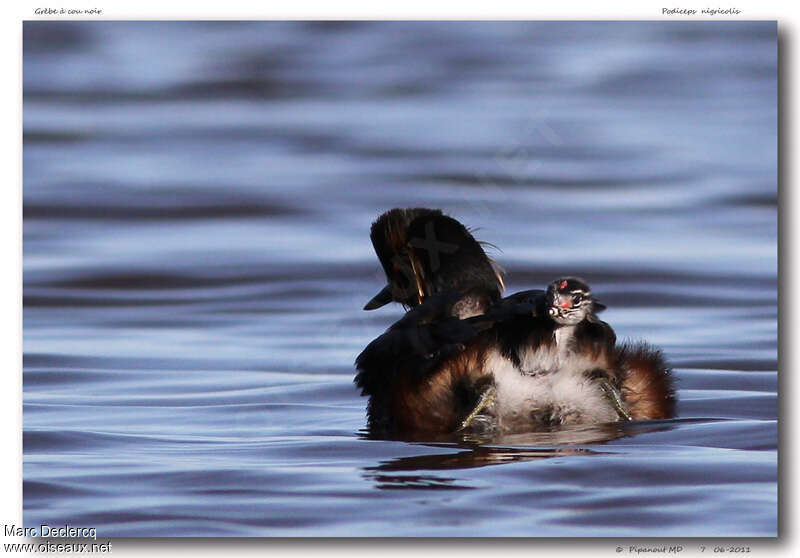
[
  {"xmin": 361, "ymin": 422, "xmax": 625, "ymax": 489},
  {"xmin": 360, "ymin": 418, "xmax": 696, "ymax": 491}
]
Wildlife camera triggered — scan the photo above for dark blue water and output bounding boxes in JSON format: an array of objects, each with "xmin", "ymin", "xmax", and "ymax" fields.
[{"xmin": 23, "ymin": 21, "xmax": 777, "ymax": 537}]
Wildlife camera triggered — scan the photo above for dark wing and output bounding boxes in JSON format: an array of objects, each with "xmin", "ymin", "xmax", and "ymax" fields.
[
  {"xmin": 464, "ymin": 289, "xmax": 546, "ymax": 331},
  {"xmin": 502, "ymin": 289, "xmax": 547, "ymax": 316},
  {"xmin": 502, "ymin": 289, "xmax": 546, "ymax": 307},
  {"xmin": 354, "ymin": 289, "xmax": 546, "ymax": 397},
  {"xmin": 354, "ymin": 292, "xmax": 481, "ymax": 396},
  {"xmin": 575, "ymin": 317, "xmax": 617, "ymax": 355}
]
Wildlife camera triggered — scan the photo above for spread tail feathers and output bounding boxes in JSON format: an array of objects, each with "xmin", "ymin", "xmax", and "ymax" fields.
[{"xmin": 617, "ymin": 342, "xmax": 676, "ymax": 420}]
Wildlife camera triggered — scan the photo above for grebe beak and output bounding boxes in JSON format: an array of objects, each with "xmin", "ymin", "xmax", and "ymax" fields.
[{"xmin": 364, "ymin": 284, "xmax": 393, "ymax": 310}]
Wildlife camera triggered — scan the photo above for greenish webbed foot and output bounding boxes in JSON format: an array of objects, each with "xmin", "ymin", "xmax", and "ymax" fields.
[
  {"xmin": 458, "ymin": 384, "xmax": 497, "ymax": 432},
  {"xmin": 596, "ymin": 379, "xmax": 633, "ymax": 421}
]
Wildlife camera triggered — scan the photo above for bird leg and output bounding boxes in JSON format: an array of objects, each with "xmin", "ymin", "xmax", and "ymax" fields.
[
  {"xmin": 596, "ymin": 379, "xmax": 633, "ymax": 421},
  {"xmin": 458, "ymin": 384, "xmax": 497, "ymax": 431}
]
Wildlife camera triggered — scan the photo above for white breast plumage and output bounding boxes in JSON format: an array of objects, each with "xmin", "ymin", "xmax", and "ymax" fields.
[{"xmin": 486, "ymin": 338, "xmax": 619, "ymax": 431}]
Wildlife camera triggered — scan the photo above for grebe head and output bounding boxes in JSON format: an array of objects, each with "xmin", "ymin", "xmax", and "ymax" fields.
[
  {"xmin": 364, "ymin": 208, "xmax": 504, "ymax": 310},
  {"xmin": 546, "ymin": 277, "xmax": 605, "ymax": 326}
]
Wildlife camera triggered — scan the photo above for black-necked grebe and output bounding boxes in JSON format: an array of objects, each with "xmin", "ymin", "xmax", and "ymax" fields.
[
  {"xmin": 355, "ymin": 208, "xmax": 675, "ymax": 436},
  {"xmin": 355, "ymin": 208, "xmax": 506, "ymax": 434}
]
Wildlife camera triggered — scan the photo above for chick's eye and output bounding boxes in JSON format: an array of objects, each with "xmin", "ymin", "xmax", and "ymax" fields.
[{"xmin": 572, "ymin": 293, "xmax": 584, "ymax": 303}]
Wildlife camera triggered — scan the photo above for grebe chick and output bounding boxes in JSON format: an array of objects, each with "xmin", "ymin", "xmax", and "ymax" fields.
[
  {"xmin": 486, "ymin": 277, "xmax": 627, "ymax": 431},
  {"xmin": 541, "ymin": 278, "xmax": 675, "ymax": 422},
  {"xmin": 544, "ymin": 277, "xmax": 676, "ymax": 422}
]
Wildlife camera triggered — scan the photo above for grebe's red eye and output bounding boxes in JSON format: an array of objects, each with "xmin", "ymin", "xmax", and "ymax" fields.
[{"xmin": 559, "ymin": 280, "xmax": 568, "ymax": 290}]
